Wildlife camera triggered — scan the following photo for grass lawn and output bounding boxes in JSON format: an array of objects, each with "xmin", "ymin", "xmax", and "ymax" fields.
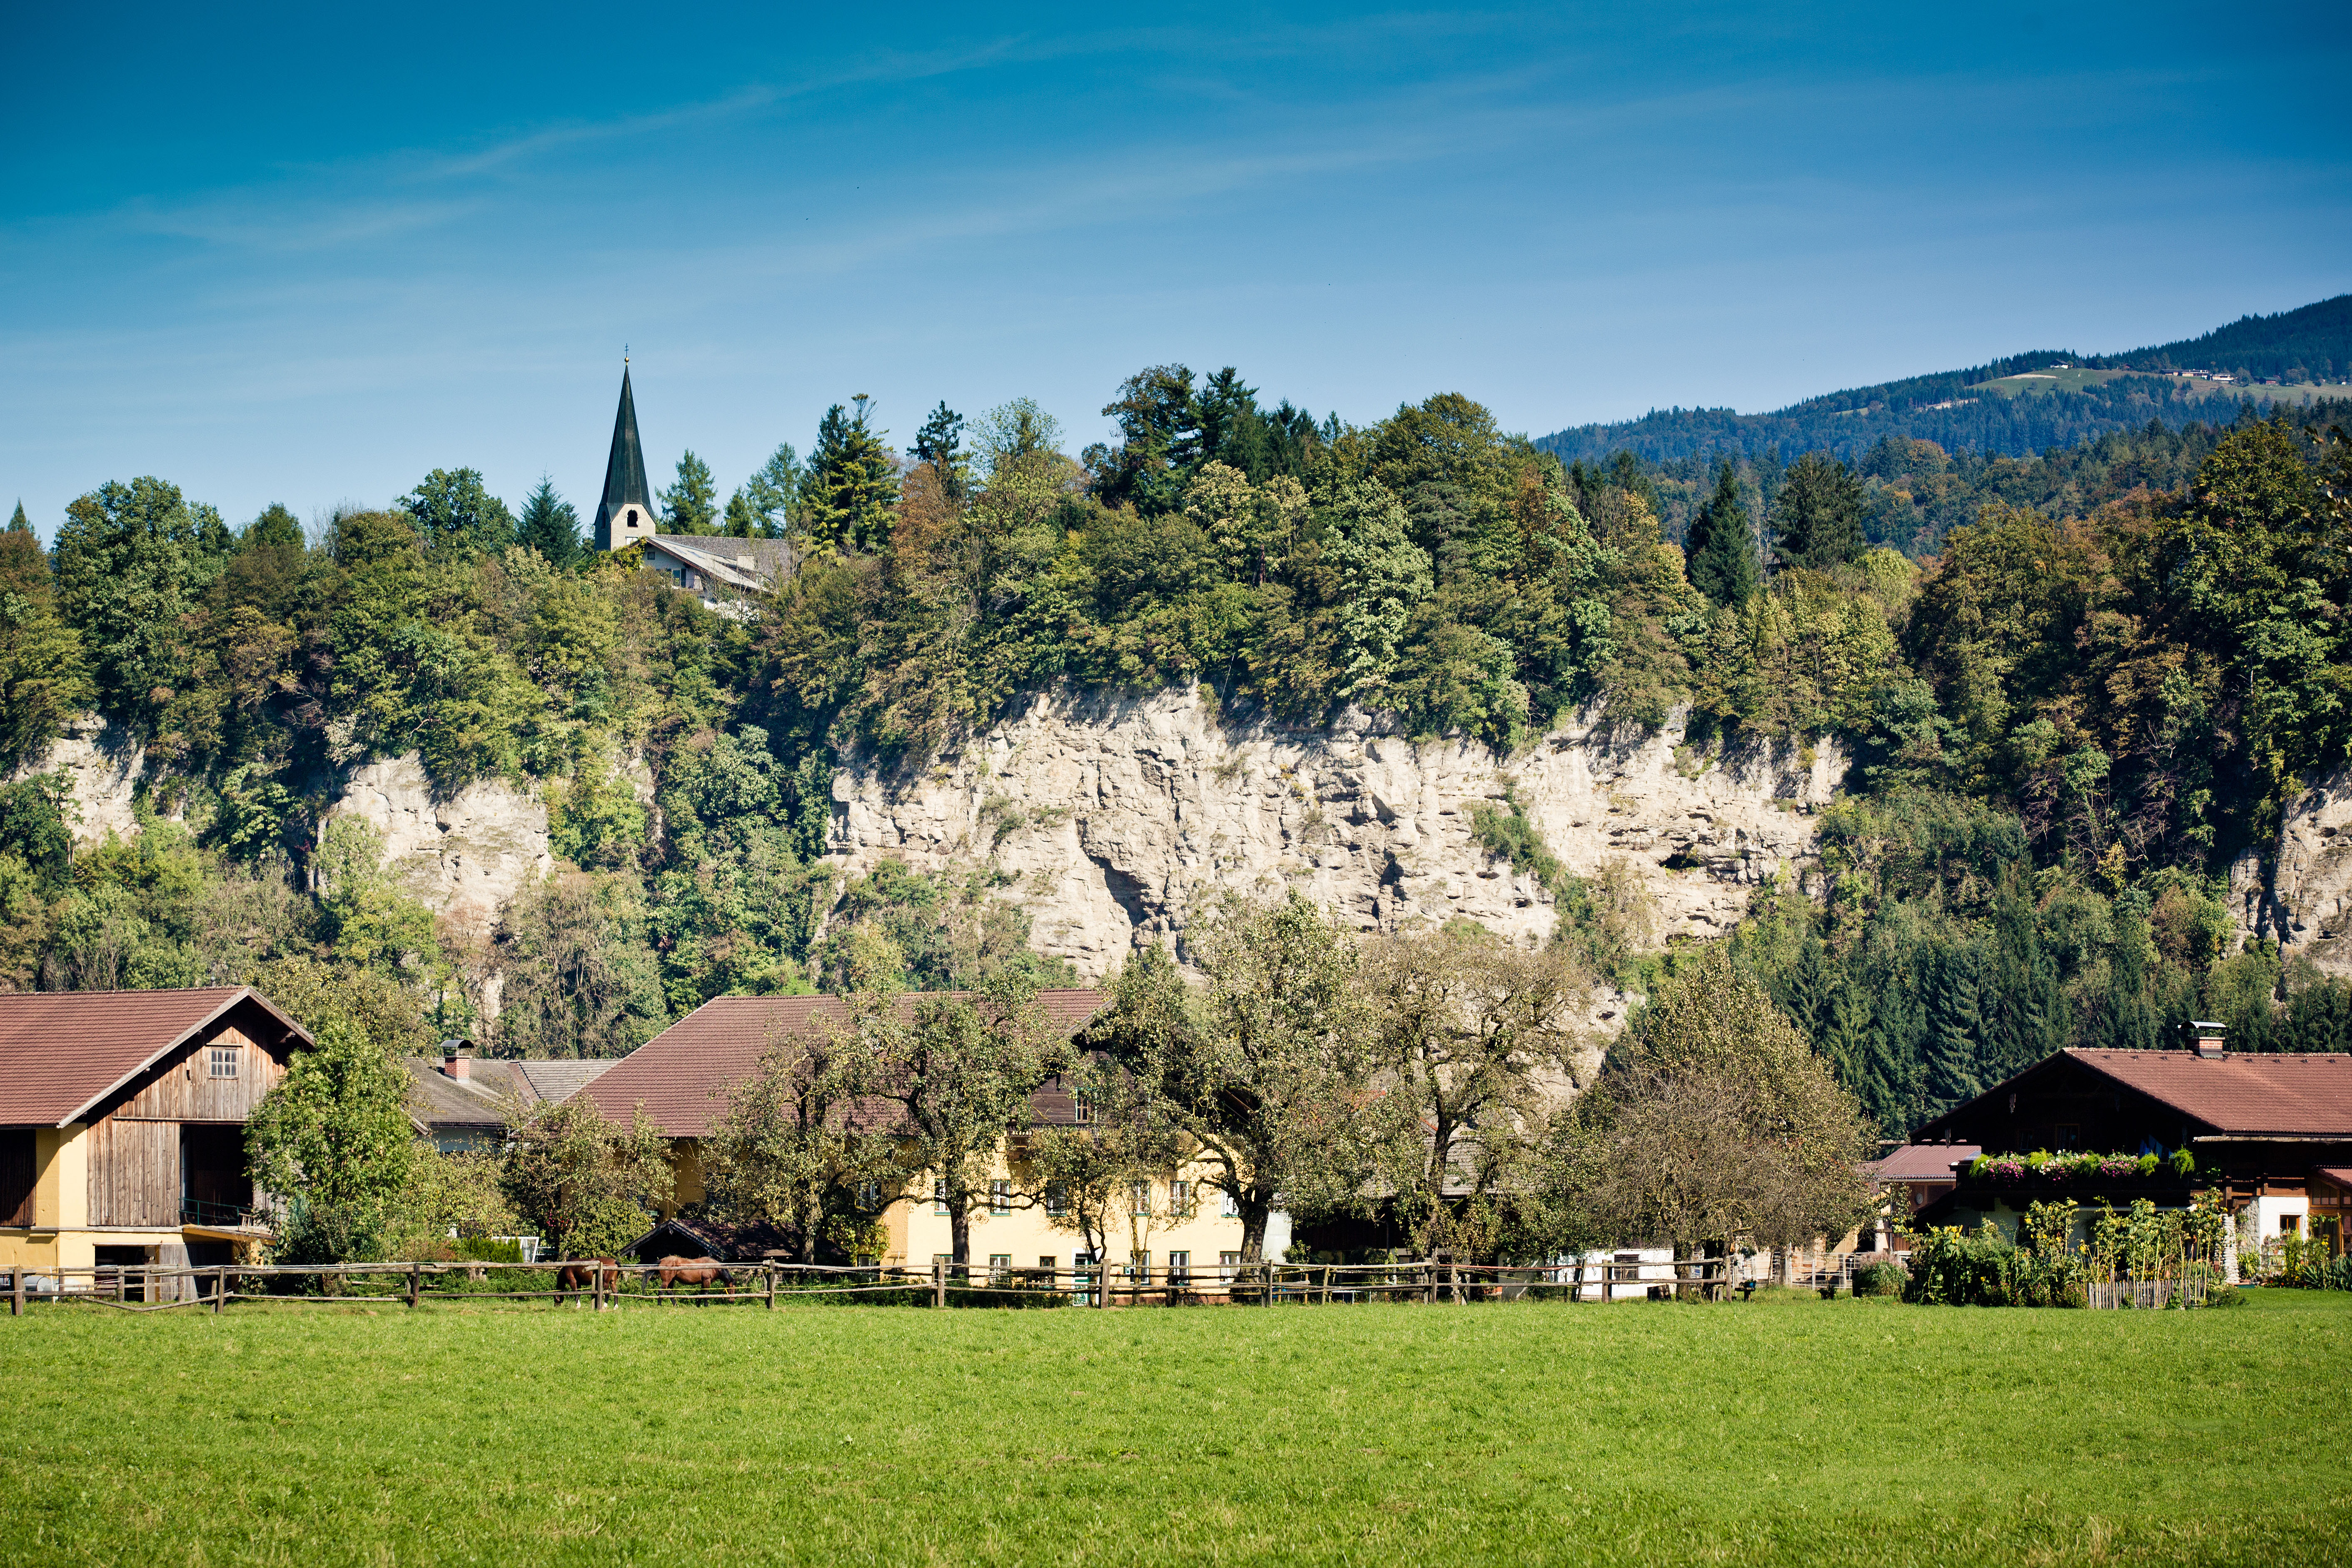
[{"xmin": 2, "ymin": 1289, "xmax": 2348, "ymax": 1566}]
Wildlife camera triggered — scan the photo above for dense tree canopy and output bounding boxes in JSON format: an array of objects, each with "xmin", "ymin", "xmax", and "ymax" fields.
[{"xmin": 5, "ymin": 364, "xmax": 2349, "ymax": 1154}]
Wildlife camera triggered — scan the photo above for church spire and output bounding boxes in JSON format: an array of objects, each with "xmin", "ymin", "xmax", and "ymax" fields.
[{"xmin": 592, "ymin": 364, "xmax": 657, "ymax": 551}]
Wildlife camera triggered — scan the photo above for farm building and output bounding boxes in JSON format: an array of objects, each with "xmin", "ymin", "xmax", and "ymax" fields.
[
  {"xmin": 0, "ymin": 987, "xmax": 312, "ymax": 1285},
  {"xmin": 1907, "ymin": 1032, "xmax": 2352, "ymax": 1252},
  {"xmin": 578, "ymin": 990, "xmax": 1281, "ymax": 1273},
  {"xmin": 402, "ymin": 1040, "xmax": 614, "ymax": 1152}
]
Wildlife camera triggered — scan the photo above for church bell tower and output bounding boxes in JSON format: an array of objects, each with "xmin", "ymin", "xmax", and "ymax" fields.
[{"xmin": 593, "ymin": 363, "xmax": 657, "ymax": 551}]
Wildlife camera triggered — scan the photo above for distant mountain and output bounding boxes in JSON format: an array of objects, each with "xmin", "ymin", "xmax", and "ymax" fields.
[{"xmin": 1536, "ymin": 294, "xmax": 2352, "ymax": 465}]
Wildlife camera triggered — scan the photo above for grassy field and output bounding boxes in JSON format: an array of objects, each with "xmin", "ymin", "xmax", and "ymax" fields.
[{"xmin": 2, "ymin": 1290, "xmax": 2348, "ymax": 1566}]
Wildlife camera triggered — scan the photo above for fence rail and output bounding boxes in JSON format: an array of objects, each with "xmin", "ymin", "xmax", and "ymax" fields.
[{"xmin": 3, "ymin": 1254, "xmax": 1753, "ymax": 1316}]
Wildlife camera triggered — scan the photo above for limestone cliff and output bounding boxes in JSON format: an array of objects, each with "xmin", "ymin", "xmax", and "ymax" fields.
[
  {"xmin": 324, "ymin": 754, "xmax": 551, "ymax": 942},
  {"xmin": 829, "ymin": 687, "xmax": 1843, "ymax": 980},
  {"xmin": 2237, "ymin": 769, "xmax": 2352, "ymax": 978},
  {"xmin": 10, "ymin": 717, "xmax": 165, "ymax": 842}
]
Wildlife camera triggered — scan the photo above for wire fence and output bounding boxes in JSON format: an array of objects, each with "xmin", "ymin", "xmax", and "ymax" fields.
[{"xmin": 2, "ymin": 1254, "xmax": 1756, "ymax": 1316}]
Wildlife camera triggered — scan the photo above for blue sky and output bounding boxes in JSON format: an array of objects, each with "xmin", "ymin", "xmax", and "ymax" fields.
[{"xmin": 3, "ymin": 1, "xmax": 2347, "ymax": 535}]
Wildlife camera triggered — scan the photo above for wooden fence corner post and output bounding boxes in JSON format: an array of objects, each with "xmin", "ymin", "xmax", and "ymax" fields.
[
  {"xmin": 766, "ymin": 1263, "xmax": 777, "ymax": 1311},
  {"xmin": 933, "ymin": 1256, "xmax": 946, "ymax": 1311}
]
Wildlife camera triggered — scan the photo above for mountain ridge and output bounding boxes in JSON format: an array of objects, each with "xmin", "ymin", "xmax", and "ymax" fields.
[{"xmin": 1536, "ymin": 293, "xmax": 2352, "ymax": 465}]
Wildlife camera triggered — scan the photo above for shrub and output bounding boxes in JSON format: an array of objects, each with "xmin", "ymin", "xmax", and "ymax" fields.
[{"xmin": 1853, "ymin": 1261, "xmax": 1906, "ymax": 1297}]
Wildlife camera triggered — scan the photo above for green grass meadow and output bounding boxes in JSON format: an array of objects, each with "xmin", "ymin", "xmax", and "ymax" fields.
[{"xmin": 2, "ymin": 1290, "xmax": 2348, "ymax": 1566}]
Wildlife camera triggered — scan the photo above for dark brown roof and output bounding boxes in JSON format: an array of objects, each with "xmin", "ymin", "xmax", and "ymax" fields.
[
  {"xmin": 0, "ymin": 987, "xmax": 313, "ymax": 1127},
  {"xmin": 579, "ymin": 990, "xmax": 1108, "ymax": 1139},
  {"xmin": 1871, "ymin": 1144, "xmax": 1981, "ymax": 1182},
  {"xmin": 2313, "ymin": 1166, "xmax": 2352, "ymax": 1187},
  {"xmin": 2067, "ymin": 1049, "xmax": 2352, "ymax": 1138}
]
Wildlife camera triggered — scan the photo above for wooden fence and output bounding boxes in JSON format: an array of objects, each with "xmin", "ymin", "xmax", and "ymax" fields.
[{"xmin": 3, "ymin": 1255, "xmax": 1745, "ymax": 1316}]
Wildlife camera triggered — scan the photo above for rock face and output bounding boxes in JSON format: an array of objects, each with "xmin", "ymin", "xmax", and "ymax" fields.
[
  {"xmin": 2241, "ymin": 770, "xmax": 2352, "ymax": 977},
  {"xmin": 326, "ymin": 754, "xmax": 552, "ymax": 941},
  {"xmin": 830, "ymin": 687, "xmax": 1843, "ymax": 979},
  {"xmin": 10, "ymin": 718, "xmax": 163, "ymax": 842}
]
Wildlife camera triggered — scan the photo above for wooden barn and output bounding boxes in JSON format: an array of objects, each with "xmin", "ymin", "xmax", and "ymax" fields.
[{"xmin": 0, "ymin": 987, "xmax": 313, "ymax": 1288}]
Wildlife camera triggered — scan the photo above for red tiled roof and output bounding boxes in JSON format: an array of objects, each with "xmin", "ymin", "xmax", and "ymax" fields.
[
  {"xmin": 1871, "ymin": 1144, "xmax": 1981, "ymax": 1182},
  {"xmin": 2067, "ymin": 1049, "xmax": 2352, "ymax": 1138},
  {"xmin": 0, "ymin": 987, "xmax": 312, "ymax": 1127},
  {"xmin": 579, "ymin": 990, "xmax": 1109, "ymax": 1139}
]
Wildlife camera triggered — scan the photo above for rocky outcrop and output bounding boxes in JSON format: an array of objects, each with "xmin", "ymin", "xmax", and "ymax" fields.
[
  {"xmin": 2240, "ymin": 770, "xmax": 2352, "ymax": 977},
  {"xmin": 325, "ymin": 754, "xmax": 552, "ymax": 941},
  {"xmin": 10, "ymin": 717, "xmax": 165, "ymax": 842},
  {"xmin": 830, "ymin": 688, "xmax": 1843, "ymax": 980}
]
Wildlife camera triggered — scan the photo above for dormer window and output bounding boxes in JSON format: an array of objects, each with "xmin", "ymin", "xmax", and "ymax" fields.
[{"xmin": 208, "ymin": 1046, "xmax": 239, "ymax": 1079}]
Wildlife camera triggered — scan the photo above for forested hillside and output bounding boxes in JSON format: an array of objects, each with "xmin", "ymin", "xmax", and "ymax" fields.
[
  {"xmin": 1, "ymin": 360, "xmax": 2349, "ymax": 1141},
  {"xmin": 1539, "ymin": 294, "xmax": 2352, "ymax": 469}
]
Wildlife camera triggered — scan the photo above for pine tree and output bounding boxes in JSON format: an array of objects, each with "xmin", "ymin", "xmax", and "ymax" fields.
[
  {"xmin": 1925, "ymin": 944, "xmax": 1984, "ymax": 1112},
  {"xmin": 660, "ymin": 451, "xmax": 718, "ymax": 535},
  {"xmin": 802, "ymin": 397, "xmax": 900, "ymax": 555},
  {"xmin": 1771, "ymin": 452, "xmax": 1865, "ymax": 568},
  {"xmin": 912, "ymin": 402, "xmax": 967, "ymax": 499},
  {"xmin": 1685, "ymin": 459, "xmax": 1760, "ymax": 606},
  {"xmin": 733, "ymin": 444, "xmax": 801, "ymax": 540},
  {"xmin": 516, "ymin": 478, "xmax": 581, "ymax": 566},
  {"xmin": 6, "ymin": 501, "xmax": 28, "ymax": 535}
]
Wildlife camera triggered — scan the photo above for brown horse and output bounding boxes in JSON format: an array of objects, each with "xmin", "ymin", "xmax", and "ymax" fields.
[
  {"xmin": 656, "ymin": 1255, "xmax": 733, "ymax": 1296},
  {"xmin": 555, "ymin": 1258, "xmax": 618, "ymax": 1303}
]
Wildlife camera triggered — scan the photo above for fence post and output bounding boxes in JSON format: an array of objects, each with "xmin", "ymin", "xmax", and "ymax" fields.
[
  {"xmin": 593, "ymin": 1263, "xmax": 605, "ymax": 1312},
  {"xmin": 766, "ymin": 1263, "xmax": 778, "ymax": 1311},
  {"xmin": 210, "ymin": 1266, "xmax": 223, "ymax": 1316},
  {"xmin": 10, "ymin": 1267, "xmax": 21, "ymax": 1316},
  {"xmin": 933, "ymin": 1256, "xmax": 946, "ymax": 1311}
]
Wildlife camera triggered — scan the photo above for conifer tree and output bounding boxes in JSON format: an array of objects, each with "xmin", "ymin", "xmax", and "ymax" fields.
[
  {"xmin": 1772, "ymin": 451, "xmax": 1865, "ymax": 568},
  {"xmin": 516, "ymin": 477, "xmax": 580, "ymax": 566},
  {"xmin": 659, "ymin": 451, "xmax": 718, "ymax": 535},
  {"xmin": 1686, "ymin": 459, "xmax": 1760, "ymax": 606},
  {"xmin": 6, "ymin": 501, "xmax": 27, "ymax": 535},
  {"xmin": 801, "ymin": 396, "xmax": 900, "ymax": 555}
]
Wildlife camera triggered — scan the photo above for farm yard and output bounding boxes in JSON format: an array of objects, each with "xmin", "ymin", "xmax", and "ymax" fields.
[{"xmin": 2, "ymin": 1291, "xmax": 2348, "ymax": 1566}]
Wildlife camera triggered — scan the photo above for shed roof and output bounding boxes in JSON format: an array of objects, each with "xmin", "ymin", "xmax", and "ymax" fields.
[
  {"xmin": 403, "ymin": 1057, "xmax": 619, "ymax": 1131},
  {"xmin": 0, "ymin": 987, "xmax": 312, "ymax": 1127},
  {"xmin": 578, "ymin": 990, "xmax": 1108, "ymax": 1139},
  {"xmin": 2066, "ymin": 1049, "xmax": 2352, "ymax": 1138}
]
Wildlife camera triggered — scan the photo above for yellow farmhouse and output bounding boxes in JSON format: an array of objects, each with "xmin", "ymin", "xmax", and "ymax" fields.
[{"xmin": 576, "ymin": 991, "xmax": 1280, "ymax": 1277}]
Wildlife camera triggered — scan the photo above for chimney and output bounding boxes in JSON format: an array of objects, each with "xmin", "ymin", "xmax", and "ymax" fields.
[
  {"xmin": 2190, "ymin": 1020, "xmax": 2225, "ymax": 1059},
  {"xmin": 440, "ymin": 1040, "xmax": 475, "ymax": 1081}
]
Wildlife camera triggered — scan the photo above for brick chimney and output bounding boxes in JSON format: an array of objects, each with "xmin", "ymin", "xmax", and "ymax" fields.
[
  {"xmin": 440, "ymin": 1040, "xmax": 475, "ymax": 1081},
  {"xmin": 2190, "ymin": 1020, "xmax": 2225, "ymax": 1059}
]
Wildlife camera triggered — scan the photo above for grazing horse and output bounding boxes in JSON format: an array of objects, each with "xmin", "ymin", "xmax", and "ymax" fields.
[
  {"xmin": 555, "ymin": 1258, "xmax": 618, "ymax": 1304},
  {"xmin": 656, "ymin": 1255, "xmax": 733, "ymax": 1297}
]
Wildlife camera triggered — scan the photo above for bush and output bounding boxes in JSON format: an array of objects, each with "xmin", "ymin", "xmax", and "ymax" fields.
[
  {"xmin": 1903, "ymin": 1222, "xmax": 2086, "ymax": 1307},
  {"xmin": 1853, "ymin": 1261, "xmax": 1906, "ymax": 1297}
]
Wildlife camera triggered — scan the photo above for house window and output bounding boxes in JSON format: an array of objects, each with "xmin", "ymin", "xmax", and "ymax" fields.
[
  {"xmin": 1131, "ymin": 1180, "xmax": 1151, "ymax": 1215},
  {"xmin": 991, "ymin": 1180, "xmax": 1011, "ymax": 1216},
  {"xmin": 2053, "ymin": 1123, "xmax": 2080, "ymax": 1149},
  {"xmin": 988, "ymin": 1253, "xmax": 1011, "ymax": 1284},
  {"xmin": 1038, "ymin": 1256, "xmax": 1056, "ymax": 1271},
  {"xmin": 2281, "ymin": 1214, "xmax": 2302, "ymax": 1234},
  {"xmin": 207, "ymin": 1046, "xmax": 239, "ymax": 1079},
  {"xmin": 933, "ymin": 1180, "xmax": 948, "ymax": 1216},
  {"xmin": 1221, "ymin": 1188, "xmax": 1241, "ymax": 1219},
  {"xmin": 1045, "ymin": 1182, "xmax": 1067, "ymax": 1218},
  {"xmin": 1168, "ymin": 1250, "xmax": 1190, "ymax": 1285},
  {"xmin": 1171, "ymin": 1179, "xmax": 1190, "ymax": 1217},
  {"xmin": 1219, "ymin": 1250, "xmax": 1242, "ymax": 1279},
  {"xmin": 1129, "ymin": 1251, "xmax": 1150, "ymax": 1280},
  {"xmin": 933, "ymin": 1252, "xmax": 953, "ymax": 1274},
  {"xmin": 1072, "ymin": 1090, "xmax": 1095, "ymax": 1125}
]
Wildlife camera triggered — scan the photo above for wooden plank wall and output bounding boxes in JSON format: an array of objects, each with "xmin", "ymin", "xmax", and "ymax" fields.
[
  {"xmin": 0, "ymin": 1129, "xmax": 35, "ymax": 1227},
  {"xmin": 86, "ymin": 1117, "xmax": 179, "ymax": 1226},
  {"xmin": 115, "ymin": 1026, "xmax": 284, "ymax": 1122}
]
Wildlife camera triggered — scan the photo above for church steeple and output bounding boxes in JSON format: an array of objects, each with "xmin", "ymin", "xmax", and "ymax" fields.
[{"xmin": 592, "ymin": 363, "xmax": 657, "ymax": 551}]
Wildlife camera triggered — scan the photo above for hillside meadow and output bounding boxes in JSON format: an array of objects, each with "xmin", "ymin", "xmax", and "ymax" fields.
[{"xmin": 2, "ymin": 1291, "xmax": 2347, "ymax": 1566}]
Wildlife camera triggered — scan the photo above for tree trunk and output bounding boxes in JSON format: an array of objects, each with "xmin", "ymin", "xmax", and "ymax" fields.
[
  {"xmin": 1240, "ymin": 1198, "xmax": 1270, "ymax": 1263},
  {"xmin": 950, "ymin": 1202, "xmax": 970, "ymax": 1271}
]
